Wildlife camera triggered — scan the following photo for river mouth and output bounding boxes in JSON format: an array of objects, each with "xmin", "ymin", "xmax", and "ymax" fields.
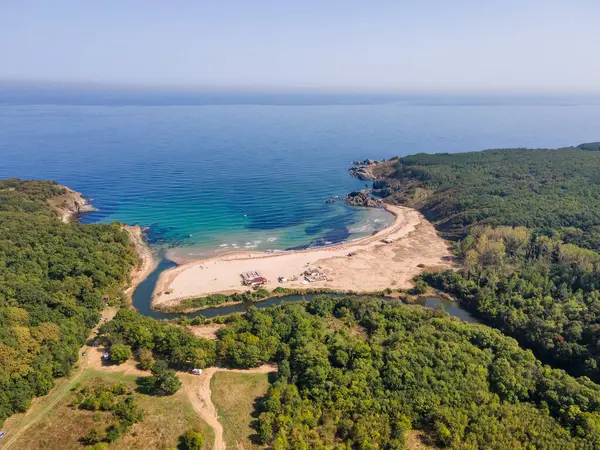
[{"xmin": 132, "ymin": 255, "xmax": 477, "ymax": 323}]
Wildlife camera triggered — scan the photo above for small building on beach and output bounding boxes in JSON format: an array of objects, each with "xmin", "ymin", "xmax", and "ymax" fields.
[
  {"xmin": 240, "ymin": 270, "xmax": 268, "ymax": 288},
  {"xmin": 303, "ymin": 268, "xmax": 328, "ymax": 283}
]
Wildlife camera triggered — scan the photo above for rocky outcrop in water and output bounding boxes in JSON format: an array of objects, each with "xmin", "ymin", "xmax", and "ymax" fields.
[{"xmin": 346, "ymin": 190, "xmax": 383, "ymax": 207}]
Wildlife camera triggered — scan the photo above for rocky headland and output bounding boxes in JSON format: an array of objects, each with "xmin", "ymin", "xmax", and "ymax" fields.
[
  {"xmin": 346, "ymin": 158, "xmax": 401, "ymax": 207},
  {"xmin": 348, "ymin": 159, "xmax": 382, "ymax": 180},
  {"xmin": 47, "ymin": 186, "xmax": 98, "ymax": 222}
]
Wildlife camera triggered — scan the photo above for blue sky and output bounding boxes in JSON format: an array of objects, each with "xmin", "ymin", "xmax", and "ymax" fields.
[{"xmin": 1, "ymin": 1, "xmax": 599, "ymax": 91}]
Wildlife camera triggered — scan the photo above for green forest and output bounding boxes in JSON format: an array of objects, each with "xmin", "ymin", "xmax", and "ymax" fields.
[
  {"xmin": 7, "ymin": 141, "xmax": 600, "ymax": 449},
  {"xmin": 0, "ymin": 179, "xmax": 138, "ymax": 428},
  {"xmin": 386, "ymin": 143, "xmax": 600, "ymax": 243},
  {"xmin": 99, "ymin": 295, "xmax": 600, "ymax": 449},
  {"xmin": 378, "ymin": 143, "xmax": 600, "ymax": 382},
  {"xmin": 217, "ymin": 298, "xmax": 600, "ymax": 449}
]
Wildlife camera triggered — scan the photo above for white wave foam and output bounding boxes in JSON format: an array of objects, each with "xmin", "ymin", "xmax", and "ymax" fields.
[
  {"xmin": 267, "ymin": 237, "xmax": 278, "ymax": 242},
  {"xmin": 348, "ymin": 225, "xmax": 372, "ymax": 233}
]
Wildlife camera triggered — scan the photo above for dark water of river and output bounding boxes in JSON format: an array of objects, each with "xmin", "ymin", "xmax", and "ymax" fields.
[{"xmin": 132, "ymin": 258, "xmax": 478, "ymax": 323}]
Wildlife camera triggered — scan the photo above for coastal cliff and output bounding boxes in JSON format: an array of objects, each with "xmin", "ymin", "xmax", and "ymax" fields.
[
  {"xmin": 47, "ymin": 185, "xmax": 98, "ymax": 222},
  {"xmin": 346, "ymin": 159, "xmax": 399, "ymax": 207}
]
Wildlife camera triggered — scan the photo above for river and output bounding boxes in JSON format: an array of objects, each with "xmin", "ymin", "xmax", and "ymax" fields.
[{"xmin": 132, "ymin": 256, "xmax": 478, "ymax": 323}]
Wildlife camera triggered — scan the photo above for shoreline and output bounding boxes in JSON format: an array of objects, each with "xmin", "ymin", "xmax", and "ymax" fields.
[
  {"xmin": 152, "ymin": 204, "xmax": 452, "ymax": 310},
  {"xmin": 123, "ymin": 225, "xmax": 158, "ymax": 300},
  {"xmin": 48, "ymin": 185, "xmax": 98, "ymax": 223},
  {"xmin": 156, "ymin": 288, "xmax": 403, "ymax": 314}
]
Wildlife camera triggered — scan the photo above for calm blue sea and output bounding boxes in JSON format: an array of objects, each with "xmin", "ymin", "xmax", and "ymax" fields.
[{"xmin": 2, "ymin": 88, "xmax": 600, "ymax": 260}]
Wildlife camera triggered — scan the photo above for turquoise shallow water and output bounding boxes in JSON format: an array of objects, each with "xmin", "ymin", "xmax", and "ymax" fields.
[{"xmin": 1, "ymin": 92, "xmax": 600, "ymax": 258}]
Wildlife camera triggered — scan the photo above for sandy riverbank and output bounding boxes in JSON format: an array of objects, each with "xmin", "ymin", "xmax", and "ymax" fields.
[
  {"xmin": 152, "ymin": 205, "xmax": 452, "ymax": 310},
  {"xmin": 124, "ymin": 225, "xmax": 157, "ymax": 300}
]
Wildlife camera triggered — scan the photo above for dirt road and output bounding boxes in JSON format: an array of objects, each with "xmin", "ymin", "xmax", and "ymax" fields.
[
  {"xmin": 0, "ymin": 308, "xmax": 118, "ymax": 450},
  {"xmin": 182, "ymin": 365, "xmax": 276, "ymax": 450},
  {"xmin": 1, "ymin": 305, "xmax": 274, "ymax": 450}
]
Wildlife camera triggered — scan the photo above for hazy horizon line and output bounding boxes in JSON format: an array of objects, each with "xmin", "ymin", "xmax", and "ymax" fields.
[{"xmin": 3, "ymin": 79, "xmax": 600, "ymax": 96}]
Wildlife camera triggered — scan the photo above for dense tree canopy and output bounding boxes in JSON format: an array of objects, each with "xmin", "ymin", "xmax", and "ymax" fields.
[
  {"xmin": 384, "ymin": 145, "xmax": 600, "ymax": 245},
  {"xmin": 0, "ymin": 179, "xmax": 138, "ymax": 427},
  {"xmin": 218, "ymin": 298, "xmax": 600, "ymax": 449},
  {"xmin": 98, "ymin": 309, "xmax": 216, "ymax": 370},
  {"xmin": 377, "ymin": 144, "xmax": 600, "ymax": 382}
]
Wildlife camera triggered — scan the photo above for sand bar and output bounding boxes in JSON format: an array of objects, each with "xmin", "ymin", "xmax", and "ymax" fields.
[
  {"xmin": 152, "ymin": 205, "xmax": 452, "ymax": 309},
  {"xmin": 124, "ymin": 225, "xmax": 157, "ymax": 299}
]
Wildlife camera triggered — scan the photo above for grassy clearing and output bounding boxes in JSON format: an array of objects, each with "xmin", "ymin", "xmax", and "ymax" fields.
[
  {"xmin": 117, "ymin": 387, "xmax": 214, "ymax": 450},
  {"xmin": 405, "ymin": 430, "xmax": 439, "ymax": 449},
  {"xmin": 4, "ymin": 371, "xmax": 213, "ymax": 450},
  {"xmin": 210, "ymin": 372, "xmax": 271, "ymax": 449},
  {"xmin": 0, "ymin": 359, "xmax": 90, "ymax": 450}
]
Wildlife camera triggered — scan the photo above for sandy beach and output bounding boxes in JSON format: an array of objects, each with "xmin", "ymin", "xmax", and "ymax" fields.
[
  {"xmin": 124, "ymin": 225, "xmax": 157, "ymax": 299},
  {"xmin": 152, "ymin": 205, "xmax": 452, "ymax": 310}
]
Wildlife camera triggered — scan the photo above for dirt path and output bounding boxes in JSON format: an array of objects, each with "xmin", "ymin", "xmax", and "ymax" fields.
[
  {"xmin": 1, "ymin": 301, "xmax": 274, "ymax": 450},
  {"xmin": 0, "ymin": 355, "xmax": 89, "ymax": 450},
  {"xmin": 182, "ymin": 364, "xmax": 276, "ymax": 450},
  {"xmin": 0, "ymin": 307, "xmax": 118, "ymax": 450}
]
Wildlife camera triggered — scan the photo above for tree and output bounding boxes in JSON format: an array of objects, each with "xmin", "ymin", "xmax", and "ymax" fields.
[
  {"xmin": 411, "ymin": 278, "xmax": 428, "ymax": 295},
  {"xmin": 110, "ymin": 344, "xmax": 132, "ymax": 365},
  {"xmin": 159, "ymin": 371, "xmax": 182, "ymax": 395},
  {"xmin": 138, "ymin": 360, "xmax": 182, "ymax": 396},
  {"xmin": 137, "ymin": 348, "xmax": 155, "ymax": 370},
  {"xmin": 0, "ymin": 179, "xmax": 138, "ymax": 429},
  {"xmin": 82, "ymin": 427, "xmax": 105, "ymax": 445},
  {"xmin": 180, "ymin": 429, "xmax": 205, "ymax": 450}
]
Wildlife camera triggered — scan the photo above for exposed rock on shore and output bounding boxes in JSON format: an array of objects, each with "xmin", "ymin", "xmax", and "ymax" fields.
[
  {"xmin": 372, "ymin": 180, "xmax": 396, "ymax": 198},
  {"xmin": 347, "ymin": 159, "xmax": 403, "ymax": 204},
  {"xmin": 48, "ymin": 186, "xmax": 98, "ymax": 222},
  {"xmin": 348, "ymin": 159, "xmax": 381, "ymax": 180},
  {"xmin": 346, "ymin": 159, "xmax": 401, "ymax": 207},
  {"xmin": 346, "ymin": 190, "xmax": 383, "ymax": 207}
]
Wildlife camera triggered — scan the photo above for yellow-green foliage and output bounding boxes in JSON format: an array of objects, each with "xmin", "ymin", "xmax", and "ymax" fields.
[{"xmin": 0, "ymin": 179, "xmax": 138, "ymax": 427}]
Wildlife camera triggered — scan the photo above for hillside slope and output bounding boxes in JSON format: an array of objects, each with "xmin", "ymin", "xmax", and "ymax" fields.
[{"xmin": 0, "ymin": 179, "xmax": 138, "ymax": 428}]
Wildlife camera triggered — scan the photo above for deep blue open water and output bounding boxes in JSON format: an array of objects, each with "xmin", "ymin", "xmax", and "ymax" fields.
[{"xmin": 2, "ymin": 90, "xmax": 600, "ymax": 260}]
